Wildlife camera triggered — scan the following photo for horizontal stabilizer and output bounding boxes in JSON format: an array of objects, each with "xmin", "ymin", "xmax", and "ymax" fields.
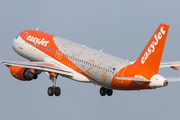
[
  {"xmin": 115, "ymin": 77, "xmax": 150, "ymax": 84},
  {"xmin": 165, "ymin": 77, "xmax": 180, "ymax": 82},
  {"xmin": 160, "ymin": 61, "xmax": 180, "ymax": 68}
]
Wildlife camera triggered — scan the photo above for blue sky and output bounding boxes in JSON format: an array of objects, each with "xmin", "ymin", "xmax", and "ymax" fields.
[{"xmin": 0, "ymin": 0, "xmax": 180, "ymax": 120}]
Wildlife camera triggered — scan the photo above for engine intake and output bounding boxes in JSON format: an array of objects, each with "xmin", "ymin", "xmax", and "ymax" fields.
[{"xmin": 24, "ymin": 69, "xmax": 38, "ymax": 80}]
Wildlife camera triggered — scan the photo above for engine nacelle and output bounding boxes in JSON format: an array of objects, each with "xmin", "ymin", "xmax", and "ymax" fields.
[{"xmin": 7, "ymin": 66, "xmax": 38, "ymax": 81}]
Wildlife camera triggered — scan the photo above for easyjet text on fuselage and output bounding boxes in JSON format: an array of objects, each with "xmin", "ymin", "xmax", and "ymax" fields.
[{"xmin": 26, "ymin": 35, "xmax": 49, "ymax": 47}]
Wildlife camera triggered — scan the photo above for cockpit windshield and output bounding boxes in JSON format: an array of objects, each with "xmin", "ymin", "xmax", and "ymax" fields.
[{"xmin": 15, "ymin": 35, "xmax": 19, "ymax": 39}]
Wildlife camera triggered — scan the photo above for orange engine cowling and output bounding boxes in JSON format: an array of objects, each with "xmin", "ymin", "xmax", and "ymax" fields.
[{"xmin": 7, "ymin": 66, "xmax": 38, "ymax": 81}]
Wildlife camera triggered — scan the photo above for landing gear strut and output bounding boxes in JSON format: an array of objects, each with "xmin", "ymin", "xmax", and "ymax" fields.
[
  {"xmin": 47, "ymin": 73, "xmax": 61, "ymax": 96},
  {"xmin": 100, "ymin": 87, "xmax": 113, "ymax": 96}
]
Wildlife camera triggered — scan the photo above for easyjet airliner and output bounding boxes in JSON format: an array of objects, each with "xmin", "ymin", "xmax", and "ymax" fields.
[{"xmin": 1, "ymin": 23, "xmax": 180, "ymax": 97}]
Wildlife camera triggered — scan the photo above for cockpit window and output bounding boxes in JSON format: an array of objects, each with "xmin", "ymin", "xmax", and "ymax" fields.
[{"xmin": 15, "ymin": 35, "xmax": 19, "ymax": 39}]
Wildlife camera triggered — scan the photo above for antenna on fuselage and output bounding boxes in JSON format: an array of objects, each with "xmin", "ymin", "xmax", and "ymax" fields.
[
  {"xmin": 36, "ymin": 27, "xmax": 39, "ymax": 31},
  {"xmin": 100, "ymin": 49, "xmax": 103, "ymax": 53}
]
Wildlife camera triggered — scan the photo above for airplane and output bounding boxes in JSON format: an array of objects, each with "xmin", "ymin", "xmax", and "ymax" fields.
[{"xmin": 1, "ymin": 23, "xmax": 180, "ymax": 97}]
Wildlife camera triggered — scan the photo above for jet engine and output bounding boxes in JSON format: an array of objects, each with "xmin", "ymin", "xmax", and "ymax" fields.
[{"xmin": 8, "ymin": 66, "xmax": 38, "ymax": 81}]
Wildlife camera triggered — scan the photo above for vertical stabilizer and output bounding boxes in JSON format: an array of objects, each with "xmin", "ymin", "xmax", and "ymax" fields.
[{"xmin": 133, "ymin": 23, "xmax": 169, "ymax": 74}]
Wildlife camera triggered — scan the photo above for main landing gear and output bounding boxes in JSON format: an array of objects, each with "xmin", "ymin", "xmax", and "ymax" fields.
[
  {"xmin": 100, "ymin": 87, "xmax": 113, "ymax": 96},
  {"xmin": 48, "ymin": 87, "xmax": 61, "ymax": 96},
  {"xmin": 47, "ymin": 73, "xmax": 61, "ymax": 96}
]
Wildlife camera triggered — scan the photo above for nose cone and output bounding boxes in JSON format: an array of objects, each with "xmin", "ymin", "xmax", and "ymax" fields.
[
  {"xmin": 12, "ymin": 38, "xmax": 17, "ymax": 50},
  {"xmin": 149, "ymin": 74, "xmax": 168, "ymax": 88},
  {"xmin": 12, "ymin": 35, "xmax": 20, "ymax": 53},
  {"xmin": 12, "ymin": 38, "xmax": 18, "ymax": 52}
]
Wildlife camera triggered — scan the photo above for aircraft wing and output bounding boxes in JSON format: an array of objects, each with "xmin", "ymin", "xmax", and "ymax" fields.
[{"xmin": 1, "ymin": 60, "xmax": 73, "ymax": 76}]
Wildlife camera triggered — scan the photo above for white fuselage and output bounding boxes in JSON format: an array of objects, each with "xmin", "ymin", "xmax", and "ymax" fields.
[{"xmin": 13, "ymin": 34, "xmax": 130, "ymax": 89}]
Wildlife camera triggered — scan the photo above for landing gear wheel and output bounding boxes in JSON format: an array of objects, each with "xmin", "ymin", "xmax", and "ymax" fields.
[
  {"xmin": 100, "ymin": 87, "xmax": 107, "ymax": 96},
  {"xmin": 107, "ymin": 89, "xmax": 113, "ymax": 96},
  {"xmin": 55, "ymin": 87, "xmax": 61, "ymax": 96},
  {"xmin": 48, "ymin": 87, "xmax": 54, "ymax": 96}
]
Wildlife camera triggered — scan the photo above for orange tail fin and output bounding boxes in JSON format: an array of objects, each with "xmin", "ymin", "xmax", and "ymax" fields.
[{"xmin": 133, "ymin": 23, "xmax": 169, "ymax": 74}]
